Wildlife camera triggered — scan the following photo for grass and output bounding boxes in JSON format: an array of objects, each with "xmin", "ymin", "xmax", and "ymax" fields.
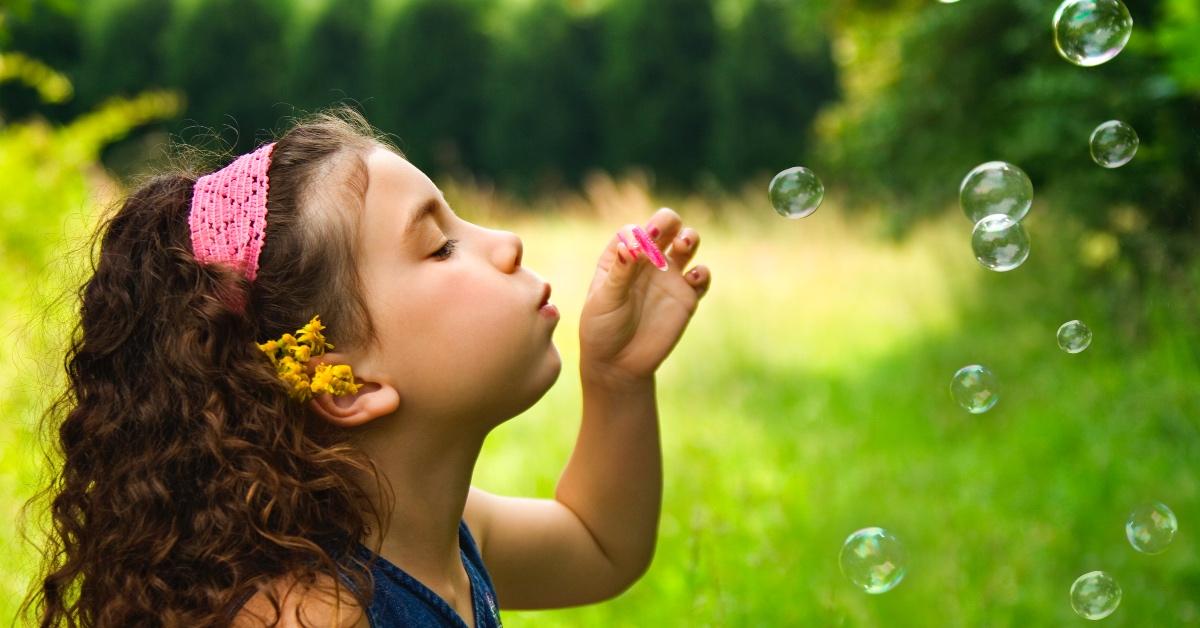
[{"xmin": 3, "ymin": 173, "xmax": 1197, "ymax": 626}]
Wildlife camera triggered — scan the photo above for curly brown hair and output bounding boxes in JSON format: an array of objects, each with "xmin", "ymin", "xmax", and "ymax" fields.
[{"xmin": 18, "ymin": 105, "xmax": 404, "ymax": 627}]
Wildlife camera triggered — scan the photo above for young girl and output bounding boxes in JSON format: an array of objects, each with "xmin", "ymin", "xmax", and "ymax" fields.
[{"xmin": 24, "ymin": 106, "xmax": 711, "ymax": 627}]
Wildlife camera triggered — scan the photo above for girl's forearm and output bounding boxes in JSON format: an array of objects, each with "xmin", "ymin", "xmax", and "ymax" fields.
[{"xmin": 554, "ymin": 368, "xmax": 663, "ymax": 583}]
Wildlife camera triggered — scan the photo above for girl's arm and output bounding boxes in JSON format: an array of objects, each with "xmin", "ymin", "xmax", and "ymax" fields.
[{"xmin": 464, "ymin": 209, "xmax": 710, "ymax": 609}]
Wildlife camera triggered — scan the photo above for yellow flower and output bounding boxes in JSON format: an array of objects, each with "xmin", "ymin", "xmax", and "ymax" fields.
[
  {"xmin": 287, "ymin": 343, "xmax": 312, "ymax": 363},
  {"xmin": 257, "ymin": 339, "xmax": 280, "ymax": 365},
  {"xmin": 311, "ymin": 362, "xmax": 362, "ymax": 397},
  {"xmin": 296, "ymin": 315, "xmax": 332, "ymax": 355}
]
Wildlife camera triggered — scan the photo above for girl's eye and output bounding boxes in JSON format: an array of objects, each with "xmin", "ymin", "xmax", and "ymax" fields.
[{"xmin": 433, "ymin": 239, "xmax": 458, "ymax": 260}]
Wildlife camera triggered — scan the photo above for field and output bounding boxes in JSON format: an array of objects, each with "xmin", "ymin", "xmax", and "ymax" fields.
[{"xmin": 3, "ymin": 174, "xmax": 1197, "ymax": 626}]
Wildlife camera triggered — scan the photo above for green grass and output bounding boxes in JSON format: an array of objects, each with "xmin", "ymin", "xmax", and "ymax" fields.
[{"xmin": 3, "ymin": 180, "xmax": 1197, "ymax": 626}]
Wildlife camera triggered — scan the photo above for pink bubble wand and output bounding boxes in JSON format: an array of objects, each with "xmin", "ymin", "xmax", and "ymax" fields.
[{"xmin": 618, "ymin": 225, "xmax": 669, "ymax": 271}]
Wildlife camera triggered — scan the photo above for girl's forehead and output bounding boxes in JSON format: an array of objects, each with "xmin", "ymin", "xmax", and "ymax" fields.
[{"xmin": 365, "ymin": 148, "xmax": 439, "ymax": 226}]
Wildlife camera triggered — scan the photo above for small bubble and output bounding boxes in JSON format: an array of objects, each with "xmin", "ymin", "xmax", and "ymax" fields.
[
  {"xmin": 839, "ymin": 527, "xmax": 906, "ymax": 594},
  {"xmin": 1090, "ymin": 120, "xmax": 1139, "ymax": 168},
  {"xmin": 1053, "ymin": 0, "xmax": 1133, "ymax": 67},
  {"xmin": 1126, "ymin": 501, "xmax": 1178, "ymax": 554},
  {"xmin": 769, "ymin": 166, "xmax": 824, "ymax": 219},
  {"xmin": 1070, "ymin": 571, "xmax": 1121, "ymax": 620},
  {"xmin": 972, "ymin": 214, "xmax": 1031, "ymax": 272},
  {"xmin": 960, "ymin": 161, "xmax": 1033, "ymax": 223},
  {"xmin": 1057, "ymin": 320, "xmax": 1093, "ymax": 353},
  {"xmin": 950, "ymin": 365, "xmax": 999, "ymax": 413}
]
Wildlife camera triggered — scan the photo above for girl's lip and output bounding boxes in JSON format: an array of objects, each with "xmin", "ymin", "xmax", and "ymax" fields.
[{"xmin": 538, "ymin": 282, "xmax": 552, "ymax": 309}]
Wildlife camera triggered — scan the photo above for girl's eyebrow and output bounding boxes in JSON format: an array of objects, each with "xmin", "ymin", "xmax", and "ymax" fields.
[{"xmin": 402, "ymin": 196, "xmax": 441, "ymax": 237}]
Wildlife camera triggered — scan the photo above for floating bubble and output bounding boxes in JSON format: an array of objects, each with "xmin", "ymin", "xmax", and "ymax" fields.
[
  {"xmin": 839, "ymin": 527, "xmax": 907, "ymax": 594},
  {"xmin": 769, "ymin": 166, "xmax": 824, "ymax": 219},
  {"xmin": 959, "ymin": 161, "xmax": 1033, "ymax": 223},
  {"xmin": 972, "ymin": 214, "xmax": 1031, "ymax": 272},
  {"xmin": 1057, "ymin": 320, "xmax": 1093, "ymax": 353},
  {"xmin": 1070, "ymin": 571, "xmax": 1121, "ymax": 620},
  {"xmin": 1126, "ymin": 501, "xmax": 1178, "ymax": 554},
  {"xmin": 1090, "ymin": 120, "xmax": 1139, "ymax": 168},
  {"xmin": 1053, "ymin": 0, "xmax": 1133, "ymax": 67},
  {"xmin": 950, "ymin": 365, "xmax": 999, "ymax": 413}
]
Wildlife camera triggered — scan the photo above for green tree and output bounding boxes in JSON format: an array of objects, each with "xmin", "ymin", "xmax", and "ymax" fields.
[
  {"xmin": 76, "ymin": 0, "xmax": 172, "ymax": 109},
  {"xmin": 365, "ymin": 0, "xmax": 492, "ymax": 175},
  {"xmin": 161, "ymin": 0, "xmax": 289, "ymax": 152},
  {"xmin": 709, "ymin": 0, "xmax": 838, "ymax": 186},
  {"xmin": 818, "ymin": 0, "xmax": 1199, "ymax": 265},
  {"xmin": 284, "ymin": 0, "xmax": 371, "ymax": 115},
  {"xmin": 480, "ymin": 0, "xmax": 603, "ymax": 194},
  {"xmin": 599, "ymin": 0, "xmax": 717, "ymax": 188}
]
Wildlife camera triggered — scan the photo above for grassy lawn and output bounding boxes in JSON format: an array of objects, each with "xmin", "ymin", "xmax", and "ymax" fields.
[{"xmin": 3, "ymin": 178, "xmax": 1197, "ymax": 626}]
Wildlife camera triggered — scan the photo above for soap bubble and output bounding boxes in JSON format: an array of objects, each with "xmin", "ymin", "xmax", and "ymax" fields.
[
  {"xmin": 769, "ymin": 166, "xmax": 824, "ymax": 219},
  {"xmin": 1070, "ymin": 571, "xmax": 1121, "ymax": 620},
  {"xmin": 950, "ymin": 365, "xmax": 999, "ymax": 414},
  {"xmin": 960, "ymin": 161, "xmax": 1033, "ymax": 223},
  {"xmin": 1126, "ymin": 501, "xmax": 1178, "ymax": 554},
  {"xmin": 1090, "ymin": 120, "xmax": 1139, "ymax": 168},
  {"xmin": 1053, "ymin": 0, "xmax": 1133, "ymax": 67},
  {"xmin": 1057, "ymin": 320, "xmax": 1093, "ymax": 353},
  {"xmin": 972, "ymin": 214, "xmax": 1031, "ymax": 272},
  {"xmin": 839, "ymin": 527, "xmax": 907, "ymax": 594}
]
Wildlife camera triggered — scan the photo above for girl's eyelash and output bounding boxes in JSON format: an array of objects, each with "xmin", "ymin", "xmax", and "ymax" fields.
[{"xmin": 433, "ymin": 239, "xmax": 458, "ymax": 260}]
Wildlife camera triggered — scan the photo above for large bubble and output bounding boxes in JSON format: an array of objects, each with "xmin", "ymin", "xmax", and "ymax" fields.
[
  {"xmin": 1057, "ymin": 320, "xmax": 1093, "ymax": 353},
  {"xmin": 1126, "ymin": 501, "xmax": 1178, "ymax": 554},
  {"xmin": 971, "ymin": 214, "xmax": 1031, "ymax": 272},
  {"xmin": 1053, "ymin": 0, "xmax": 1133, "ymax": 67},
  {"xmin": 960, "ymin": 161, "xmax": 1034, "ymax": 223},
  {"xmin": 839, "ymin": 527, "xmax": 907, "ymax": 594},
  {"xmin": 769, "ymin": 167, "xmax": 824, "ymax": 219},
  {"xmin": 1090, "ymin": 120, "xmax": 1139, "ymax": 168},
  {"xmin": 1070, "ymin": 571, "xmax": 1121, "ymax": 620},
  {"xmin": 950, "ymin": 365, "xmax": 999, "ymax": 414}
]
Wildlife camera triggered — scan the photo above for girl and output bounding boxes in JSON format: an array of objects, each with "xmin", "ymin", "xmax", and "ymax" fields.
[{"xmin": 23, "ymin": 106, "xmax": 711, "ymax": 627}]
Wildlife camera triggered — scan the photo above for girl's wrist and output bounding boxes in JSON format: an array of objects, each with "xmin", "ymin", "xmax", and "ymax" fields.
[{"xmin": 580, "ymin": 361, "xmax": 654, "ymax": 393}]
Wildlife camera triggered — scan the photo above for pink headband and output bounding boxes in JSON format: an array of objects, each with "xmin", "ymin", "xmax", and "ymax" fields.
[{"xmin": 188, "ymin": 142, "xmax": 276, "ymax": 282}]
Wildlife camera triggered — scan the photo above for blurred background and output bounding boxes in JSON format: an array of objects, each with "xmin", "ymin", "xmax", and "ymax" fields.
[{"xmin": 1, "ymin": 0, "xmax": 1197, "ymax": 625}]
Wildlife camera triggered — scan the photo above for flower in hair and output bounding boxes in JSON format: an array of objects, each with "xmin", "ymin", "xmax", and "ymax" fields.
[{"xmin": 257, "ymin": 315, "xmax": 362, "ymax": 403}]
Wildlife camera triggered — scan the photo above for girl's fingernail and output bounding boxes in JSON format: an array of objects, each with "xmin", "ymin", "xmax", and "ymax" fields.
[
  {"xmin": 682, "ymin": 236, "xmax": 692, "ymax": 247},
  {"xmin": 648, "ymin": 225, "xmax": 660, "ymax": 238},
  {"xmin": 617, "ymin": 230, "xmax": 638, "ymax": 252},
  {"xmin": 690, "ymin": 268, "xmax": 701, "ymax": 280}
]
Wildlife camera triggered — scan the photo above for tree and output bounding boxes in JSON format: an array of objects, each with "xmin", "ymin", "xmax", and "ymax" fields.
[
  {"xmin": 365, "ymin": 0, "xmax": 491, "ymax": 175},
  {"xmin": 480, "ymin": 0, "xmax": 603, "ymax": 194},
  {"xmin": 599, "ymin": 0, "xmax": 717, "ymax": 188}
]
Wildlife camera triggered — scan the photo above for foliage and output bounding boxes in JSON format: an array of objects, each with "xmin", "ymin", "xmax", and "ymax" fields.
[
  {"xmin": 815, "ymin": 0, "xmax": 1200, "ymax": 266},
  {"xmin": 364, "ymin": 0, "xmax": 493, "ymax": 174},
  {"xmin": 0, "ymin": 53, "xmax": 183, "ymax": 618},
  {"xmin": 597, "ymin": 0, "xmax": 718, "ymax": 187},
  {"xmin": 481, "ymin": 0, "xmax": 603, "ymax": 194}
]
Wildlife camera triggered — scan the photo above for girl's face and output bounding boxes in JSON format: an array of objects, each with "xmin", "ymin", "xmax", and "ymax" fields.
[{"xmin": 354, "ymin": 147, "xmax": 561, "ymax": 432}]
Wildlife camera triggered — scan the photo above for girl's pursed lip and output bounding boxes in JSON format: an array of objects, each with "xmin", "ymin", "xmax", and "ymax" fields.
[{"xmin": 538, "ymin": 282, "xmax": 552, "ymax": 309}]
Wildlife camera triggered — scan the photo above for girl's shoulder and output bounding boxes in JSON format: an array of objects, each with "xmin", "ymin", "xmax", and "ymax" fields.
[{"xmin": 232, "ymin": 572, "xmax": 370, "ymax": 628}]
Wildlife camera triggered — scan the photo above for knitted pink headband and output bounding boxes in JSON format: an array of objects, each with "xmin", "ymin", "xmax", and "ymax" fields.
[{"xmin": 188, "ymin": 142, "xmax": 277, "ymax": 282}]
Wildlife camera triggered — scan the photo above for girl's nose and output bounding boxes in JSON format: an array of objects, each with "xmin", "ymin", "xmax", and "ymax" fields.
[{"xmin": 492, "ymin": 230, "xmax": 522, "ymax": 272}]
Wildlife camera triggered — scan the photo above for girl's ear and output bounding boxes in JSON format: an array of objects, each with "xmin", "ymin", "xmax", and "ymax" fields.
[{"xmin": 306, "ymin": 352, "xmax": 399, "ymax": 428}]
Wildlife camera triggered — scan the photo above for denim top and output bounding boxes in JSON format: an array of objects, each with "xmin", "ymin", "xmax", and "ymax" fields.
[
  {"xmin": 350, "ymin": 520, "xmax": 503, "ymax": 628},
  {"xmin": 225, "ymin": 521, "xmax": 501, "ymax": 627}
]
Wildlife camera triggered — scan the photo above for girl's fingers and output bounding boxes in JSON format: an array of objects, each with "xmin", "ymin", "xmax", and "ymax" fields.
[
  {"xmin": 667, "ymin": 227, "xmax": 699, "ymax": 271},
  {"xmin": 685, "ymin": 265, "xmax": 711, "ymax": 298},
  {"xmin": 643, "ymin": 207, "xmax": 684, "ymax": 252},
  {"xmin": 600, "ymin": 240, "xmax": 647, "ymax": 299}
]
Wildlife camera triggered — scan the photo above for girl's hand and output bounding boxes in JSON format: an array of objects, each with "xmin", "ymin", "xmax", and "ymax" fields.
[{"xmin": 579, "ymin": 207, "xmax": 712, "ymax": 387}]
